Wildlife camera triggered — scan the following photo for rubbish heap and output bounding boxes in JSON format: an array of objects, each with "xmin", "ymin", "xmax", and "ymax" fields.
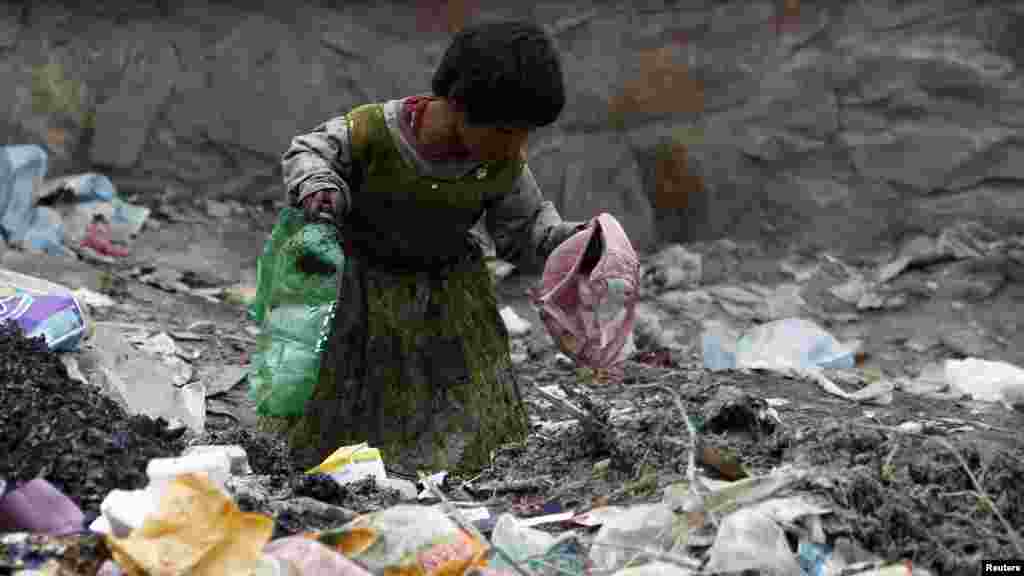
[
  {"xmin": 5, "ymin": 234, "xmax": 1024, "ymax": 574},
  {"xmin": 3, "ymin": 321, "xmax": 955, "ymax": 576}
]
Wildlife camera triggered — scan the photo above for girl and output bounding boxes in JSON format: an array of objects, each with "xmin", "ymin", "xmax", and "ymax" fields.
[{"xmin": 279, "ymin": 20, "xmax": 599, "ymax": 473}]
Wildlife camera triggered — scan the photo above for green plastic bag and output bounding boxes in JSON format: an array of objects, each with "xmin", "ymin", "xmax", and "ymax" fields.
[{"xmin": 248, "ymin": 207, "xmax": 345, "ymax": 417}]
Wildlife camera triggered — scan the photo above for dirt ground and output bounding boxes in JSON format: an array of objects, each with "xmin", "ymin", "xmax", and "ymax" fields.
[
  {"xmin": 3, "ymin": 202, "xmax": 1023, "ymax": 575},
  {"xmin": 507, "ymin": 360, "xmax": 1024, "ymax": 574}
]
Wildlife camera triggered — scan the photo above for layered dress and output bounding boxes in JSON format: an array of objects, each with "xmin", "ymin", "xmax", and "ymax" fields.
[{"xmin": 279, "ymin": 96, "xmax": 585, "ymax": 473}]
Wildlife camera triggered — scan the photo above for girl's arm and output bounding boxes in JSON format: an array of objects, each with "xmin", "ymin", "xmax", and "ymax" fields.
[
  {"xmin": 281, "ymin": 115, "xmax": 357, "ymax": 220},
  {"xmin": 485, "ymin": 164, "xmax": 586, "ymax": 273}
]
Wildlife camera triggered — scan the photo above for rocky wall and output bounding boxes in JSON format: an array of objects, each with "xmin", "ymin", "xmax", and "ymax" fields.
[{"xmin": 1, "ymin": 0, "xmax": 1022, "ymax": 255}]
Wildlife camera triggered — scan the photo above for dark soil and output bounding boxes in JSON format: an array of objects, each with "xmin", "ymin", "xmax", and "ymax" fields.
[
  {"xmin": 200, "ymin": 426, "xmax": 294, "ymax": 478},
  {"xmin": 293, "ymin": 475, "xmax": 404, "ymax": 511},
  {"xmin": 199, "ymin": 425, "xmax": 402, "ymax": 510},
  {"xmin": 797, "ymin": 425, "xmax": 1024, "ymax": 574},
  {"xmin": 0, "ymin": 322, "xmax": 184, "ymax": 517}
]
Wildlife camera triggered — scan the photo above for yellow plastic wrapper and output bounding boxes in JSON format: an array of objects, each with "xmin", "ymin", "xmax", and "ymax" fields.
[
  {"xmin": 310, "ymin": 505, "xmax": 489, "ymax": 576},
  {"xmin": 105, "ymin": 474, "xmax": 274, "ymax": 576},
  {"xmin": 307, "ymin": 443, "xmax": 387, "ymax": 486}
]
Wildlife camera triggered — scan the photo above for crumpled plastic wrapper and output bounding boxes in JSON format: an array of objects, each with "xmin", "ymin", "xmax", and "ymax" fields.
[
  {"xmin": 311, "ymin": 505, "xmax": 489, "ymax": 576},
  {"xmin": 105, "ymin": 473, "xmax": 274, "ymax": 576},
  {"xmin": 264, "ymin": 536, "xmax": 371, "ymax": 576}
]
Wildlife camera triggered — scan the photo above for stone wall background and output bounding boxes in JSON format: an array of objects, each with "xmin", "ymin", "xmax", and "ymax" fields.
[{"xmin": 1, "ymin": 0, "xmax": 1022, "ymax": 255}]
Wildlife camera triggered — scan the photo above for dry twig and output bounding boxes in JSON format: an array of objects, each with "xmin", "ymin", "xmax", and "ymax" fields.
[
  {"xmin": 656, "ymin": 384, "xmax": 704, "ymax": 497},
  {"xmin": 926, "ymin": 437, "xmax": 1024, "ymax": 556},
  {"xmin": 533, "ymin": 386, "xmax": 596, "ymax": 424},
  {"xmin": 620, "ymin": 380, "xmax": 702, "ymax": 494}
]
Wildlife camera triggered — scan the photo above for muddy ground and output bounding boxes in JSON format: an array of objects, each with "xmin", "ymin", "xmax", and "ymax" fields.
[{"xmin": 2, "ymin": 201, "xmax": 1023, "ymax": 575}]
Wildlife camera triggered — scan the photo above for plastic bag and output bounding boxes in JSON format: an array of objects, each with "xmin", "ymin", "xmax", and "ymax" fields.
[
  {"xmin": 248, "ymin": 302, "xmax": 337, "ymax": 416},
  {"xmin": 531, "ymin": 213, "xmax": 640, "ymax": 374},
  {"xmin": 944, "ymin": 357, "xmax": 1024, "ymax": 406},
  {"xmin": 490, "ymin": 513, "xmax": 555, "ymax": 568},
  {"xmin": 0, "ymin": 145, "xmax": 48, "ymax": 250},
  {"xmin": 490, "ymin": 514, "xmax": 588, "ymax": 576},
  {"xmin": 702, "ymin": 318, "xmax": 856, "ymax": 372},
  {"xmin": 704, "ymin": 507, "xmax": 800, "ymax": 576},
  {"xmin": 248, "ymin": 207, "xmax": 345, "ymax": 417},
  {"xmin": 0, "ymin": 479, "xmax": 84, "ymax": 536},
  {"xmin": 588, "ymin": 504, "xmax": 677, "ymax": 572},
  {"xmin": 311, "ymin": 505, "xmax": 488, "ymax": 576},
  {"xmin": 264, "ymin": 536, "xmax": 370, "ymax": 576},
  {"xmin": 0, "ymin": 268, "xmax": 90, "ymax": 352},
  {"xmin": 700, "ymin": 321, "xmax": 743, "ymax": 372},
  {"xmin": 106, "ymin": 474, "xmax": 274, "ymax": 576}
]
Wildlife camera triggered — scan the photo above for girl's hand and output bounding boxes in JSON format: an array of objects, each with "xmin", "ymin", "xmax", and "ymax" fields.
[{"xmin": 301, "ymin": 188, "xmax": 339, "ymax": 221}]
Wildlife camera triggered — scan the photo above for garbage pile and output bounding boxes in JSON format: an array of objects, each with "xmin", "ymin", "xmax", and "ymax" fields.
[
  {"xmin": 5, "ymin": 314, "xmax": 1024, "ymax": 575},
  {"xmin": 0, "ymin": 321, "xmax": 184, "ymax": 514},
  {"xmin": 0, "ymin": 436, "xmax": 930, "ymax": 576}
]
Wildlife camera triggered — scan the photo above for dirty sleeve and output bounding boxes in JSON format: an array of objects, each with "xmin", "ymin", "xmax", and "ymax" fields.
[
  {"xmin": 484, "ymin": 164, "xmax": 586, "ymax": 273},
  {"xmin": 281, "ymin": 115, "xmax": 356, "ymax": 219}
]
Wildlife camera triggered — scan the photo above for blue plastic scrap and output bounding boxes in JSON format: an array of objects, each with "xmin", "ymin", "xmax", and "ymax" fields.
[{"xmin": 0, "ymin": 145, "xmax": 120, "ymax": 255}]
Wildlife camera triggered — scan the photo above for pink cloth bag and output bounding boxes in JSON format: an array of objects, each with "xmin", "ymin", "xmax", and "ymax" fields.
[{"xmin": 530, "ymin": 213, "xmax": 640, "ymax": 375}]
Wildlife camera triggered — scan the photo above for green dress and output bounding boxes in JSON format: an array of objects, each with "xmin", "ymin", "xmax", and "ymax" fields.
[{"xmin": 280, "ymin": 100, "xmax": 583, "ymax": 474}]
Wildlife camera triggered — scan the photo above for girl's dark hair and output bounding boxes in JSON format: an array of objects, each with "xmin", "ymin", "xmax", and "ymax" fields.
[{"xmin": 431, "ymin": 20, "xmax": 565, "ymax": 129}]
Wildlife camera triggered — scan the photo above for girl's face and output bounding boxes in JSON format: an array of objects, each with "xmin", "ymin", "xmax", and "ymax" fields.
[{"xmin": 455, "ymin": 114, "xmax": 530, "ymax": 163}]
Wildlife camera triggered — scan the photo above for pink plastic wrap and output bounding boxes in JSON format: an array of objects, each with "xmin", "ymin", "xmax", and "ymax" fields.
[
  {"xmin": 264, "ymin": 536, "xmax": 373, "ymax": 576},
  {"xmin": 531, "ymin": 213, "xmax": 639, "ymax": 376},
  {"xmin": 0, "ymin": 478, "xmax": 84, "ymax": 535}
]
